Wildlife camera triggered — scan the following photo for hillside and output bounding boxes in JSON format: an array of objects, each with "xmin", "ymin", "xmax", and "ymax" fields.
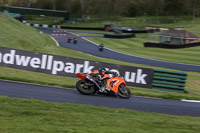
[{"xmin": 0, "ymin": 15, "xmax": 54, "ymax": 51}]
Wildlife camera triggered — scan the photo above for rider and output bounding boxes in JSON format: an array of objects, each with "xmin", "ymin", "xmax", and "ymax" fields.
[{"xmin": 90, "ymin": 68, "xmax": 118, "ymax": 92}]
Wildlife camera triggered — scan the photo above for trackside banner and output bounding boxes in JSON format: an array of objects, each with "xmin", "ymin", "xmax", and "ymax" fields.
[{"xmin": 0, "ymin": 46, "xmax": 154, "ymax": 88}]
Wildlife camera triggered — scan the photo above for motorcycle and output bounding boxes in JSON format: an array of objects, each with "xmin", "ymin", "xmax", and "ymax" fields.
[
  {"xmin": 99, "ymin": 43, "xmax": 104, "ymax": 51},
  {"xmin": 76, "ymin": 73, "xmax": 131, "ymax": 99}
]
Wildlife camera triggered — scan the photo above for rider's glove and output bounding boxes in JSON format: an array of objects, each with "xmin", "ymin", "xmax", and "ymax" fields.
[
  {"xmin": 95, "ymin": 75, "xmax": 102, "ymax": 84},
  {"xmin": 96, "ymin": 75, "xmax": 101, "ymax": 80},
  {"xmin": 87, "ymin": 75, "xmax": 93, "ymax": 81}
]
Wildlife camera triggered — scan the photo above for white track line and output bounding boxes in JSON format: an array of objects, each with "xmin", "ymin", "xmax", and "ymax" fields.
[
  {"xmin": 181, "ymin": 99, "xmax": 200, "ymax": 103},
  {"xmin": 50, "ymin": 35, "xmax": 60, "ymax": 47}
]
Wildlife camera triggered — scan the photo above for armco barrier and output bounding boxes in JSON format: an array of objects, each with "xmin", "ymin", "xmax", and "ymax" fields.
[
  {"xmin": 60, "ymin": 26, "xmax": 159, "ymax": 34},
  {"xmin": 144, "ymin": 42, "xmax": 200, "ymax": 49},
  {"xmin": 104, "ymin": 33, "xmax": 136, "ymax": 39},
  {"xmin": 152, "ymin": 69, "xmax": 187, "ymax": 92},
  {"xmin": 122, "ymin": 29, "xmax": 157, "ymax": 33}
]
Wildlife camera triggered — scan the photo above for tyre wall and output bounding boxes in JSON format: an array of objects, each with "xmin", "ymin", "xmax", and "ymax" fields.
[
  {"xmin": 104, "ymin": 33, "xmax": 136, "ymax": 39},
  {"xmin": 144, "ymin": 42, "xmax": 200, "ymax": 49}
]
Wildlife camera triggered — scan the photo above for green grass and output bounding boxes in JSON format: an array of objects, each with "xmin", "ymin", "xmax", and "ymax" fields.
[
  {"xmin": 1, "ymin": 96, "xmax": 200, "ymax": 133},
  {"xmin": 27, "ymin": 15, "xmax": 200, "ymax": 28},
  {"xmin": 62, "ymin": 16, "xmax": 200, "ymax": 28}
]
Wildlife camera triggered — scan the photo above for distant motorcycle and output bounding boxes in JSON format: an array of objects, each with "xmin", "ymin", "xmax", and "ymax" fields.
[
  {"xmin": 76, "ymin": 72, "xmax": 131, "ymax": 99},
  {"xmin": 99, "ymin": 43, "xmax": 104, "ymax": 51}
]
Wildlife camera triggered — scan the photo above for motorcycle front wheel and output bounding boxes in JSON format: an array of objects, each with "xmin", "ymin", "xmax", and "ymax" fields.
[
  {"xmin": 118, "ymin": 85, "xmax": 132, "ymax": 99},
  {"xmin": 76, "ymin": 80, "xmax": 96, "ymax": 95}
]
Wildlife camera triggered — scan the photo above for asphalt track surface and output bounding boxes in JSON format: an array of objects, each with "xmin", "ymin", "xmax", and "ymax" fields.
[
  {"xmin": 38, "ymin": 28, "xmax": 200, "ymax": 72},
  {"xmin": 0, "ymin": 80, "xmax": 200, "ymax": 117}
]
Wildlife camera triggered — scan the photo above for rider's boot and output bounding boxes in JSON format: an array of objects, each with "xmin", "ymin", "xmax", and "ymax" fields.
[{"xmin": 99, "ymin": 85, "xmax": 110, "ymax": 92}]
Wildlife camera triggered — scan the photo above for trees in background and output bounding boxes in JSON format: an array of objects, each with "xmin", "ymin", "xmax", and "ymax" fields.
[
  {"xmin": 1, "ymin": 0, "xmax": 200, "ymax": 21},
  {"xmin": 0, "ymin": 0, "xmax": 37, "ymax": 7},
  {"xmin": 164, "ymin": 0, "xmax": 184, "ymax": 23},
  {"xmin": 190, "ymin": 0, "xmax": 200, "ymax": 21}
]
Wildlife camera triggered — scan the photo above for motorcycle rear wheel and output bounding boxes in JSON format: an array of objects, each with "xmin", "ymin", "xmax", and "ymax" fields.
[
  {"xmin": 76, "ymin": 80, "xmax": 96, "ymax": 95},
  {"xmin": 118, "ymin": 85, "xmax": 132, "ymax": 99}
]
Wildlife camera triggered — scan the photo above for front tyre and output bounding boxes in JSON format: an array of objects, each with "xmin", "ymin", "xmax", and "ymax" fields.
[
  {"xmin": 76, "ymin": 80, "xmax": 96, "ymax": 95},
  {"xmin": 118, "ymin": 85, "xmax": 131, "ymax": 99}
]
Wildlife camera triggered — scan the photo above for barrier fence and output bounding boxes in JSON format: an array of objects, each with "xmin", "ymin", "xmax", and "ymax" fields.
[
  {"xmin": 0, "ymin": 46, "xmax": 154, "ymax": 89},
  {"xmin": 104, "ymin": 33, "xmax": 136, "ymax": 39},
  {"xmin": 144, "ymin": 42, "xmax": 200, "ymax": 49},
  {"xmin": 152, "ymin": 69, "xmax": 187, "ymax": 93}
]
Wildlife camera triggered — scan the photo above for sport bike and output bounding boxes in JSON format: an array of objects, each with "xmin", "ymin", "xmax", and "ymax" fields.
[{"xmin": 76, "ymin": 73, "xmax": 131, "ymax": 99}]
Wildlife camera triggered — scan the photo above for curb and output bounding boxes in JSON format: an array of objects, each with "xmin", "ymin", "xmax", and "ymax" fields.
[{"xmin": 23, "ymin": 21, "xmax": 60, "ymax": 29}]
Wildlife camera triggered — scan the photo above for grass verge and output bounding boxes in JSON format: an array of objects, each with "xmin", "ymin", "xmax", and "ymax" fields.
[{"xmin": 0, "ymin": 96, "xmax": 200, "ymax": 133}]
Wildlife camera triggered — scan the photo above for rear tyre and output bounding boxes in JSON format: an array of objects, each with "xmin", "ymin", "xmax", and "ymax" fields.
[
  {"xmin": 118, "ymin": 85, "xmax": 131, "ymax": 99},
  {"xmin": 76, "ymin": 80, "xmax": 96, "ymax": 95}
]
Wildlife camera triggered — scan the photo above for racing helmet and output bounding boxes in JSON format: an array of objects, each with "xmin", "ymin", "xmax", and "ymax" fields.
[{"xmin": 98, "ymin": 68, "xmax": 107, "ymax": 75}]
